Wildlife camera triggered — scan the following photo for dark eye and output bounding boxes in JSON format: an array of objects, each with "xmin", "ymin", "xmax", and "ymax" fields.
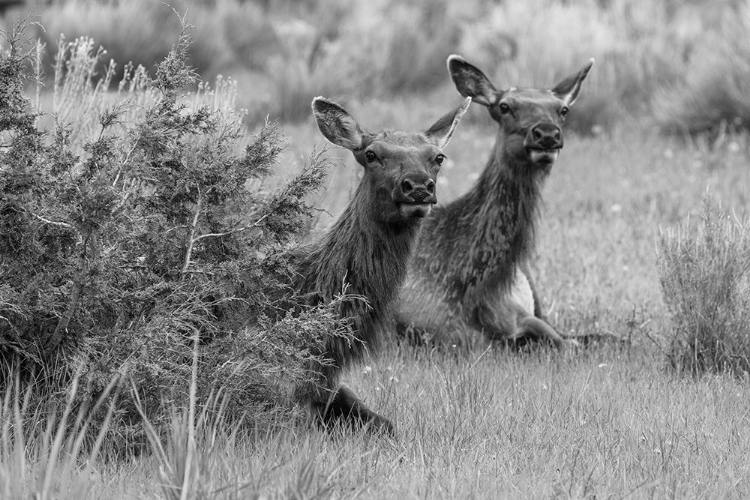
[
  {"xmin": 560, "ymin": 106, "xmax": 569, "ymax": 118},
  {"xmin": 365, "ymin": 150, "xmax": 377, "ymax": 162},
  {"xmin": 435, "ymin": 154, "xmax": 446, "ymax": 166},
  {"xmin": 499, "ymin": 102, "xmax": 511, "ymax": 114}
]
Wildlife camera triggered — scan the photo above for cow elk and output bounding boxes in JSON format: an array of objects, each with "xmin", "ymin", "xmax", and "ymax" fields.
[
  {"xmin": 397, "ymin": 55, "xmax": 593, "ymax": 349},
  {"xmin": 289, "ymin": 96, "xmax": 470, "ymax": 434}
]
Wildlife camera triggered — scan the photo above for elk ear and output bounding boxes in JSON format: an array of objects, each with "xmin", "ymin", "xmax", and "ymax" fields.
[
  {"xmin": 425, "ymin": 97, "xmax": 471, "ymax": 149},
  {"xmin": 552, "ymin": 58, "xmax": 595, "ymax": 106},
  {"xmin": 447, "ymin": 55, "xmax": 498, "ymax": 107},
  {"xmin": 311, "ymin": 97, "xmax": 364, "ymax": 150}
]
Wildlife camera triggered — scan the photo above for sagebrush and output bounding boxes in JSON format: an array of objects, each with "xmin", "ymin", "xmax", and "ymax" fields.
[{"xmin": 659, "ymin": 196, "xmax": 750, "ymax": 376}]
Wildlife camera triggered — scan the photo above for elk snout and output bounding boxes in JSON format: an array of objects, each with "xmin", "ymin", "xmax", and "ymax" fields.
[
  {"xmin": 526, "ymin": 122, "xmax": 563, "ymax": 151},
  {"xmin": 395, "ymin": 172, "xmax": 437, "ymax": 218},
  {"xmin": 400, "ymin": 176, "xmax": 436, "ymax": 203}
]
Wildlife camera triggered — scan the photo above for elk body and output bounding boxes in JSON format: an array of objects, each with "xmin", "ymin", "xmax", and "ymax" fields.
[
  {"xmin": 290, "ymin": 96, "xmax": 469, "ymax": 434},
  {"xmin": 397, "ymin": 56, "xmax": 593, "ymax": 348}
]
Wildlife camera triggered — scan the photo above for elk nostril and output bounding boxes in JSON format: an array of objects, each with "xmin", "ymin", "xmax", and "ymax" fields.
[
  {"xmin": 532, "ymin": 127, "xmax": 543, "ymax": 141},
  {"xmin": 553, "ymin": 129, "xmax": 561, "ymax": 142},
  {"xmin": 425, "ymin": 180, "xmax": 435, "ymax": 194},
  {"xmin": 401, "ymin": 179, "xmax": 415, "ymax": 194}
]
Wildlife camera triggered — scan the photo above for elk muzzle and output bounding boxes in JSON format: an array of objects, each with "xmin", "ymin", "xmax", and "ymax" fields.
[
  {"xmin": 524, "ymin": 122, "xmax": 563, "ymax": 164},
  {"xmin": 394, "ymin": 172, "xmax": 437, "ymax": 218}
]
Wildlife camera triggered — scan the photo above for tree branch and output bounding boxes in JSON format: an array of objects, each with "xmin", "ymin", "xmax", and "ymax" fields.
[
  {"xmin": 180, "ymin": 189, "xmax": 202, "ymax": 278},
  {"xmin": 47, "ymin": 232, "xmax": 90, "ymax": 355},
  {"xmin": 192, "ymin": 212, "xmax": 270, "ymax": 243}
]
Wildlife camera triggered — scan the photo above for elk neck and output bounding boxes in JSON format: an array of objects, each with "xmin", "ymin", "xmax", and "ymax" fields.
[
  {"xmin": 304, "ymin": 179, "xmax": 423, "ymax": 325},
  {"xmin": 417, "ymin": 127, "xmax": 550, "ymax": 299},
  {"xmin": 477, "ymin": 128, "xmax": 551, "ymax": 243}
]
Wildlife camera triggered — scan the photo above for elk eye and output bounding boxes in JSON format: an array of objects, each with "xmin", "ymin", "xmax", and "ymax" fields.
[
  {"xmin": 560, "ymin": 106, "xmax": 569, "ymax": 118},
  {"xmin": 365, "ymin": 150, "xmax": 377, "ymax": 162},
  {"xmin": 499, "ymin": 103, "xmax": 511, "ymax": 114},
  {"xmin": 435, "ymin": 154, "xmax": 446, "ymax": 166}
]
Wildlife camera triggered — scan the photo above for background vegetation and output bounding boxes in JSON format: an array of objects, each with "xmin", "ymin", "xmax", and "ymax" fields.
[
  {"xmin": 4, "ymin": 0, "xmax": 750, "ymax": 134},
  {"xmin": 2, "ymin": 0, "xmax": 750, "ymax": 498}
]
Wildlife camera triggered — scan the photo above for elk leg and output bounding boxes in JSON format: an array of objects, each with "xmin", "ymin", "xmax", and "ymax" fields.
[
  {"xmin": 512, "ymin": 314, "xmax": 578, "ymax": 349},
  {"xmin": 313, "ymin": 385, "xmax": 395, "ymax": 436}
]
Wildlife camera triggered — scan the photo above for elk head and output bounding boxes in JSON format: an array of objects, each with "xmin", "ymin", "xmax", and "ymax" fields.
[
  {"xmin": 447, "ymin": 55, "xmax": 593, "ymax": 169},
  {"xmin": 312, "ymin": 97, "xmax": 471, "ymax": 223}
]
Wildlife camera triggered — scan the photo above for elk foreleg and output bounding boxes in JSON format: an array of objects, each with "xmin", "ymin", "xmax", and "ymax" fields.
[
  {"xmin": 314, "ymin": 384, "xmax": 395, "ymax": 436},
  {"xmin": 300, "ymin": 363, "xmax": 394, "ymax": 436}
]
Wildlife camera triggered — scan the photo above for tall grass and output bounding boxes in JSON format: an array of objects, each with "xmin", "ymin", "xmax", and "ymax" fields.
[
  {"xmin": 0, "ymin": 372, "xmax": 118, "ymax": 499},
  {"xmin": 659, "ymin": 196, "xmax": 750, "ymax": 376}
]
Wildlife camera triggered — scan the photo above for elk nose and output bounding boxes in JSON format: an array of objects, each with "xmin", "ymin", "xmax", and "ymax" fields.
[
  {"xmin": 530, "ymin": 122, "xmax": 562, "ymax": 149},
  {"xmin": 400, "ymin": 176, "xmax": 436, "ymax": 203}
]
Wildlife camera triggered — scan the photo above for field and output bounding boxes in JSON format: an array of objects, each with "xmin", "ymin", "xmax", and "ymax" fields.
[
  {"xmin": 3, "ymin": 0, "xmax": 750, "ymax": 498},
  {"xmin": 230, "ymin": 120, "xmax": 750, "ymax": 499}
]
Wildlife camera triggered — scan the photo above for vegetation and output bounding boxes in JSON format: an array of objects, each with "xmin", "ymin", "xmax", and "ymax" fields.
[
  {"xmin": 2, "ymin": 0, "xmax": 748, "ymax": 134},
  {"xmin": 659, "ymin": 197, "xmax": 750, "ymax": 376},
  {"xmin": 2, "ymin": 0, "xmax": 750, "ymax": 498},
  {"xmin": 0, "ymin": 17, "xmax": 357, "ymax": 445}
]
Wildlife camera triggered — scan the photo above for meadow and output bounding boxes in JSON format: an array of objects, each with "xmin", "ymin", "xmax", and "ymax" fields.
[{"xmin": 3, "ymin": 0, "xmax": 750, "ymax": 498}]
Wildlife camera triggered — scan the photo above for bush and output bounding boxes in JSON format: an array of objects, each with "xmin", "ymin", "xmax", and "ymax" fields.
[
  {"xmin": 652, "ymin": 32, "xmax": 750, "ymax": 136},
  {"xmin": 0, "ymin": 18, "xmax": 349, "ymax": 437},
  {"xmin": 658, "ymin": 196, "xmax": 750, "ymax": 377}
]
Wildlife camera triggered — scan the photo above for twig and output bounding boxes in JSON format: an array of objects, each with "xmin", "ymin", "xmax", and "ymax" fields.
[{"xmin": 30, "ymin": 212, "xmax": 72, "ymax": 229}]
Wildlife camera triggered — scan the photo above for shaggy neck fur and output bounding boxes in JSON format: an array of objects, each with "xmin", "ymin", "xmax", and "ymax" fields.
[
  {"xmin": 415, "ymin": 128, "xmax": 549, "ymax": 302},
  {"xmin": 298, "ymin": 177, "xmax": 422, "ymax": 366}
]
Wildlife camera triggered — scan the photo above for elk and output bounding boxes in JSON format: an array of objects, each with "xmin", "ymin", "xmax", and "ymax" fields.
[
  {"xmin": 290, "ymin": 96, "xmax": 470, "ymax": 434},
  {"xmin": 397, "ymin": 55, "xmax": 593, "ymax": 348}
]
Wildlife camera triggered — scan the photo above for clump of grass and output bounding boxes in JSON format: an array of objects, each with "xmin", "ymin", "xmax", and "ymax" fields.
[
  {"xmin": 0, "ymin": 371, "xmax": 118, "ymax": 499},
  {"xmin": 658, "ymin": 196, "xmax": 750, "ymax": 376}
]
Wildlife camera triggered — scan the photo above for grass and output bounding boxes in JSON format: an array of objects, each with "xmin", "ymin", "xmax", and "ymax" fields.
[{"xmin": 7, "ymin": 344, "xmax": 750, "ymax": 498}]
